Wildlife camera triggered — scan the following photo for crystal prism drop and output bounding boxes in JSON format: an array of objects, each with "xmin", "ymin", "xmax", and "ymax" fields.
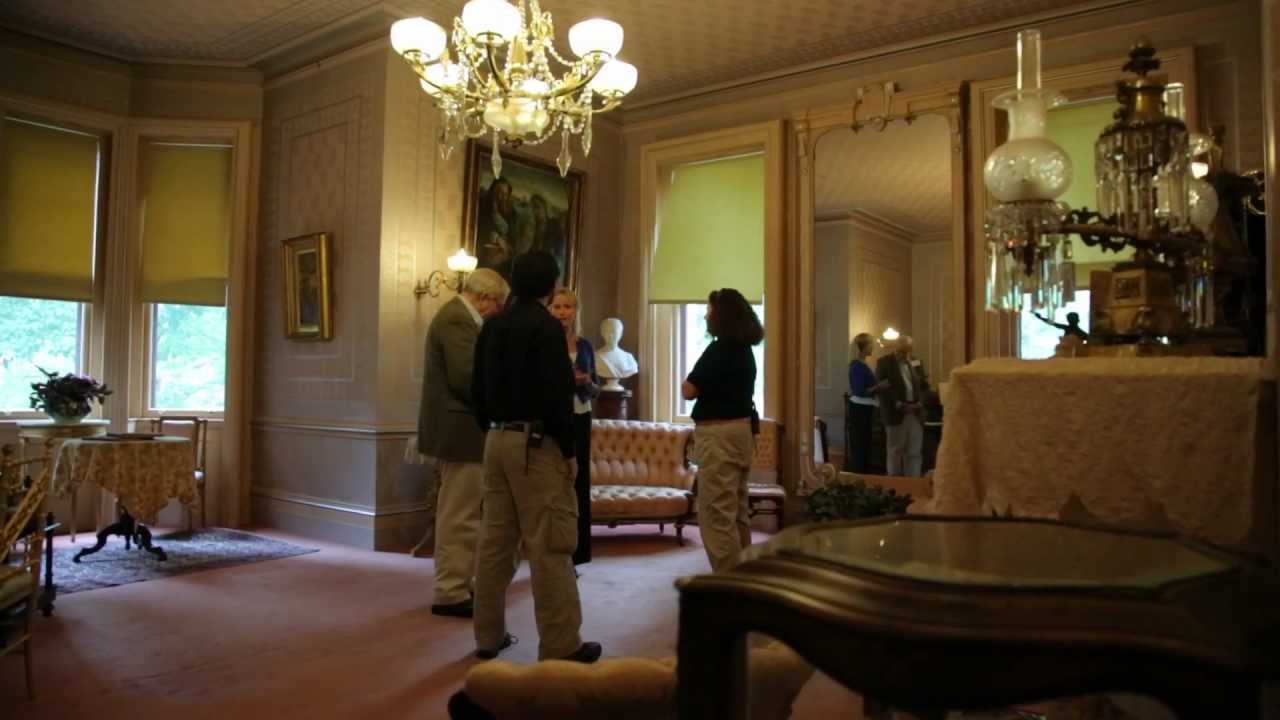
[
  {"xmin": 491, "ymin": 136, "xmax": 503, "ymax": 178},
  {"xmin": 557, "ymin": 132, "xmax": 571, "ymax": 177},
  {"xmin": 582, "ymin": 122, "xmax": 593, "ymax": 157}
]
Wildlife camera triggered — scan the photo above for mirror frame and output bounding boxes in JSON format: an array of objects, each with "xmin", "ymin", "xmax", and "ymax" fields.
[{"xmin": 785, "ymin": 82, "xmax": 968, "ymax": 492}]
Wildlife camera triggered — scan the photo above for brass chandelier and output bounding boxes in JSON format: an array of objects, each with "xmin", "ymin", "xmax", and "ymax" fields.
[{"xmin": 390, "ymin": 0, "xmax": 637, "ymax": 178}]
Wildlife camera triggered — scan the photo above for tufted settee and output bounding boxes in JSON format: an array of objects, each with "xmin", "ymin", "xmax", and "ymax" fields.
[{"xmin": 589, "ymin": 420, "xmax": 696, "ymax": 543}]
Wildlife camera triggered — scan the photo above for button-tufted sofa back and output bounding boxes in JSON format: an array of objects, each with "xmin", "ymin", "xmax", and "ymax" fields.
[{"xmin": 590, "ymin": 420, "xmax": 696, "ymax": 491}]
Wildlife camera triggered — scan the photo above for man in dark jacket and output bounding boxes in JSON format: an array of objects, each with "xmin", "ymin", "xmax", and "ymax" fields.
[
  {"xmin": 417, "ymin": 268, "xmax": 508, "ymax": 618},
  {"xmin": 470, "ymin": 251, "xmax": 601, "ymax": 664},
  {"xmin": 875, "ymin": 335, "xmax": 928, "ymax": 477}
]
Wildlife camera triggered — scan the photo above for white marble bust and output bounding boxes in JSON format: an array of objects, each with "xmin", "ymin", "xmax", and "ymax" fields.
[{"xmin": 597, "ymin": 317, "xmax": 638, "ymax": 391}]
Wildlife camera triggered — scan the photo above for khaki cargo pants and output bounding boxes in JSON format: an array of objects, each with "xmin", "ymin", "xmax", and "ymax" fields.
[
  {"xmin": 692, "ymin": 421, "xmax": 755, "ymax": 572},
  {"xmin": 473, "ymin": 428, "xmax": 583, "ymax": 660}
]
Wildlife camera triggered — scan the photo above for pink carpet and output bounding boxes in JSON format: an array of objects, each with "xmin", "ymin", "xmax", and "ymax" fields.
[{"xmin": 1, "ymin": 525, "xmax": 862, "ymax": 719}]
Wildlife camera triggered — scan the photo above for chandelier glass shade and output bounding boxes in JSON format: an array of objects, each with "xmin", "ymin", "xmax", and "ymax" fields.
[
  {"xmin": 983, "ymin": 31, "xmax": 1221, "ymax": 336},
  {"xmin": 390, "ymin": 0, "xmax": 637, "ymax": 178}
]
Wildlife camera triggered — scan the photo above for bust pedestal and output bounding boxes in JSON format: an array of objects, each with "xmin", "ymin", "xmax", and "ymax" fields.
[{"xmin": 595, "ymin": 388, "xmax": 632, "ymax": 420}]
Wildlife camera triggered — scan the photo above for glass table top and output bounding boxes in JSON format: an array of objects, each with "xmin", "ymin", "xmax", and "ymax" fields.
[{"xmin": 770, "ymin": 518, "xmax": 1232, "ymax": 589}]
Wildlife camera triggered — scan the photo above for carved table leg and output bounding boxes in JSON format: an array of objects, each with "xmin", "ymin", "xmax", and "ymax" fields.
[
  {"xmin": 73, "ymin": 519, "xmax": 128, "ymax": 562},
  {"xmin": 133, "ymin": 523, "xmax": 167, "ymax": 561}
]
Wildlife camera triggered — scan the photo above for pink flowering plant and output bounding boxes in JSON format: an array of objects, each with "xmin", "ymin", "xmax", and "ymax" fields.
[{"xmin": 29, "ymin": 368, "xmax": 112, "ymax": 418}]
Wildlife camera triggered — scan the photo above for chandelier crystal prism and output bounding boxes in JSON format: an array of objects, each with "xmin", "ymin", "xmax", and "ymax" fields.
[{"xmin": 390, "ymin": 0, "xmax": 637, "ymax": 178}]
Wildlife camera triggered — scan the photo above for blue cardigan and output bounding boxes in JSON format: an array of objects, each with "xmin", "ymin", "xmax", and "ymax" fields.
[{"xmin": 573, "ymin": 337, "xmax": 601, "ymax": 403}]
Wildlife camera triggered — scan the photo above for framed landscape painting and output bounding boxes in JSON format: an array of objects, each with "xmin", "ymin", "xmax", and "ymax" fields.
[
  {"xmin": 462, "ymin": 142, "xmax": 583, "ymax": 289},
  {"xmin": 282, "ymin": 232, "xmax": 333, "ymax": 340}
]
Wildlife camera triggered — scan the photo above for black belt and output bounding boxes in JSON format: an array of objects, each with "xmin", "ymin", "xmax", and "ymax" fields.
[{"xmin": 490, "ymin": 421, "xmax": 534, "ymax": 431}]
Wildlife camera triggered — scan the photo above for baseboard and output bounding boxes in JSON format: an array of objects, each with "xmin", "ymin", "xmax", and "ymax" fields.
[{"xmin": 250, "ymin": 490, "xmax": 429, "ymax": 551}]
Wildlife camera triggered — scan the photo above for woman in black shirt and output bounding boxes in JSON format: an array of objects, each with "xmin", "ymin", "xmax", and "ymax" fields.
[{"xmin": 681, "ymin": 288, "xmax": 763, "ymax": 572}]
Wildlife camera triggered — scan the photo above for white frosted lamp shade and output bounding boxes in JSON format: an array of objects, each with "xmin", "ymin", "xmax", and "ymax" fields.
[
  {"xmin": 483, "ymin": 97, "xmax": 550, "ymax": 136},
  {"xmin": 447, "ymin": 248, "xmax": 478, "ymax": 273},
  {"xmin": 882, "ymin": 327, "xmax": 900, "ymax": 341},
  {"xmin": 589, "ymin": 59, "xmax": 637, "ymax": 96},
  {"xmin": 420, "ymin": 62, "xmax": 462, "ymax": 96},
  {"xmin": 569, "ymin": 18, "xmax": 624, "ymax": 57},
  {"xmin": 983, "ymin": 138, "xmax": 1074, "ymax": 202},
  {"xmin": 1191, "ymin": 160, "xmax": 1210, "ymax": 179},
  {"xmin": 520, "ymin": 78, "xmax": 550, "ymax": 96},
  {"xmin": 462, "ymin": 0, "xmax": 521, "ymax": 43},
  {"xmin": 1188, "ymin": 177, "xmax": 1219, "ymax": 232},
  {"xmin": 390, "ymin": 17, "xmax": 448, "ymax": 60}
]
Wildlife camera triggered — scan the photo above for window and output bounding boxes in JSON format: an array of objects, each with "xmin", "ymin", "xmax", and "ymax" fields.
[
  {"xmin": 0, "ymin": 116, "xmax": 102, "ymax": 414},
  {"xmin": 149, "ymin": 303, "xmax": 227, "ymax": 411},
  {"xmin": 1019, "ymin": 291, "xmax": 1091, "ymax": 359},
  {"xmin": 676, "ymin": 302, "xmax": 765, "ymax": 418},
  {"xmin": 137, "ymin": 141, "xmax": 232, "ymax": 414},
  {"xmin": 0, "ymin": 297, "xmax": 85, "ymax": 412}
]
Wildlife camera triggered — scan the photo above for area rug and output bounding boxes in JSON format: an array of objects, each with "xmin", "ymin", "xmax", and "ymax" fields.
[{"xmin": 50, "ymin": 528, "xmax": 319, "ymax": 594}]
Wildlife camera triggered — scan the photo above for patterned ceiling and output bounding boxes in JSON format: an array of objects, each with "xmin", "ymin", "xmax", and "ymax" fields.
[
  {"xmin": 814, "ymin": 115, "xmax": 953, "ymax": 238},
  {"xmin": 0, "ymin": 0, "xmax": 1104, "ymax": 101}
]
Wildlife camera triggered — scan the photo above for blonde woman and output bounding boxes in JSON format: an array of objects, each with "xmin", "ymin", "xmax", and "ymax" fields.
[{"xmin": 549, "ymin": 287, "xmax": 599, "ymax": 567}]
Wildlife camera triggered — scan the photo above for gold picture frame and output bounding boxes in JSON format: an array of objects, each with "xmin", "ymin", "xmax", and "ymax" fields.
[
  {"xmin": 282, "ymin": 232, "xmax": 333, "ymax": 340},
  {"xmin": 462, "ymin": 142, "xmax": 584, "ymax": 289}
]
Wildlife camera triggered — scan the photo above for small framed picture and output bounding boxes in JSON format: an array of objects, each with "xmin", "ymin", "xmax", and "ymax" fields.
[{"xmin": 282, "ymin": 232, "xmax": 333, "ymax": 340}]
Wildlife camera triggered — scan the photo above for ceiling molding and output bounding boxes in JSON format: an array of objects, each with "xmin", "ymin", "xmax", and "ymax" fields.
[{"xmin": 815, "ymin": 209, "xmax": 919, "ymax": 245}]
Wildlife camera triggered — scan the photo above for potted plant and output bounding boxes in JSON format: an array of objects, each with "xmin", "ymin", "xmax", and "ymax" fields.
[
  {"xmin": 29, "ymin": 368, "xmax": 112, "ymax": 424},
  {"xmin": 805, "ymin": 478, "xmax": 912, "ymax": 523}
]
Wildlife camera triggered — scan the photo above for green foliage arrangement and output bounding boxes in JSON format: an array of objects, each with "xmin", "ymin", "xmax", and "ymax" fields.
[
  {"xmin": 805, "ymin": 479, "xmax": 912, "ymax": 523},
  {"xmin": 29, "ymin": 368, "xmax": 111, "ymax": 419}
]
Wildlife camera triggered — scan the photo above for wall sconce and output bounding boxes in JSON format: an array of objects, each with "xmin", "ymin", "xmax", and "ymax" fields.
[
  {"xmin": 876, "ymin": 326, "xmax": 900, "ymax": 349},
  {"xmin": 414, "ymin": 248, "xmax": 478, "ymax": 299}
]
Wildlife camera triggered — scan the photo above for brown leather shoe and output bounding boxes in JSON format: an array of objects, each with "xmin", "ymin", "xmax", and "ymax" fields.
[{"xmin": 560, "ymin": 641, "xmax": 602, "ymax": 663}]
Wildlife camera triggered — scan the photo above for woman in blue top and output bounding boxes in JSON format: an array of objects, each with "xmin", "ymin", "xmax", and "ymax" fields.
[
  {"xmin": 846, "ymin": 332, "xmax": 888, "ymax": 473},
  {"xmin": 550, "ymin": 287, "xmax": 599, "ymax": 567},
  {"xmin": 681, "ymin": 288, "xmax": 763, "ymax": 572}
]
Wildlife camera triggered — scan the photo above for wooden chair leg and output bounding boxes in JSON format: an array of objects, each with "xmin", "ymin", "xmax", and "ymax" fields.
[
  {"xmin": 24, "ymin": 604, "xmax": 34, "ymax": 700},
  {"xmin": 659, "ymin": 523, "xmax": 665, "ymax": 535},
  {"xmin": 675, "ymin": 521, "xmax": 685, "ymax": 546},
  {"xmin": 70, "ymin": 488, "xmax": 77, "ymax": 543}
]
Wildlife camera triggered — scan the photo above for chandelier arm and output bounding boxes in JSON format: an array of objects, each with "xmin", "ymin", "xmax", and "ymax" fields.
[{"xmin": 484, "ymin": 43, "xmax": 512, "ymax": 94}]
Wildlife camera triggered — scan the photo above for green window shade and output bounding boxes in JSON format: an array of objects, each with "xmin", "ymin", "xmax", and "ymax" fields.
[
  {"xmin": 1046, "ymin": 101, "xmax": 1131, "ymax": 266},
  {"xmin": 649, "ymin": 153, "xmax": 764, "ymax": 304},
  {"xmin": 139, "ymin": 143, "xmax": 232, "ymax": 306},
  {"xmin": 0, "ymin": 118, "xmax": 100, "ymax": 302}
]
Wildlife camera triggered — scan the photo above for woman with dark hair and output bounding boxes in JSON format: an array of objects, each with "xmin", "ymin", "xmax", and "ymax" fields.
[
  {"xmin": 845, "ymin": 332, "xmax": 887, "ymax": 473},
  {"xmin": 681, "ymin": 288, "xmax": 764, "ymax": 572},
  {"xmin": 549, "ymin": 286, "xmax": 598, "ymax": 569}
]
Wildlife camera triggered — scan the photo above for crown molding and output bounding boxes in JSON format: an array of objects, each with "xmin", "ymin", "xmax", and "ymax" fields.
[{"xmin": 815, "ymin": 209, "xmax": 923, "ymax": 246}]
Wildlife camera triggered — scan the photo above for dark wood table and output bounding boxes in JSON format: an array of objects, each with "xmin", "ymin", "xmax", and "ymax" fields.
[{"xmin": 676, "ymin": 516, "xmax": 1280, "ymax": 719}]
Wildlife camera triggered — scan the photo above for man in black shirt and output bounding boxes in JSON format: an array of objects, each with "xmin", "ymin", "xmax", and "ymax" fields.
[{"xmin": 470, "ymin": 250, "xmax": 601, "ymax": 664}]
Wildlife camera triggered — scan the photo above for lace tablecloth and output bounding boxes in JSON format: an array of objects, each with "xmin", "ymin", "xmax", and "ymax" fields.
[
  {"xmin": 930, "ymin": 357, "xmax": 1271, "ymax": 553},
  {"xmin": 54, "ymin": 436, "xmax": 198, "ymax": 519}
]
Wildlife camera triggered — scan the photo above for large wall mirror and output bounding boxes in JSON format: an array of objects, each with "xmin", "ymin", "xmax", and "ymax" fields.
[
  {"xmin": 812, "ymin": 115, "xmax": 955, "ymax": 472},
  {"xmin": 788, "ymin": 84, "xmax": 965, "ymax": 487}
]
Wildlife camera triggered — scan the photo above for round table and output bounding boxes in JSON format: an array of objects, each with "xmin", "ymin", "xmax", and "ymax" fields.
[
  {"xmin": 54, "ymin": 435, "xmax": 197, "ymax": 562},
  {"xmin": 675, "ymin": 516, "xmax": 1280, "ymax": 719}
]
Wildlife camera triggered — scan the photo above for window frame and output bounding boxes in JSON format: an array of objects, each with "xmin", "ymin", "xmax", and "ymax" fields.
[
  {"xmin": 0, "ymin": 298, "xmax": 93, "ymax": 418},
  {"xmin": 141, "ymin": 302, "xmax": 228, "ymax": 418},
  {"xmin": 129, "ymin": 129, "xmax": 239, "ymax": 422}
]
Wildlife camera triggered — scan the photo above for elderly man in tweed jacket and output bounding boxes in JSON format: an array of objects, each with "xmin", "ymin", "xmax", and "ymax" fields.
[{"xmin": 418, "ymin": 268, "xmax": 509, "ymax": 618}]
